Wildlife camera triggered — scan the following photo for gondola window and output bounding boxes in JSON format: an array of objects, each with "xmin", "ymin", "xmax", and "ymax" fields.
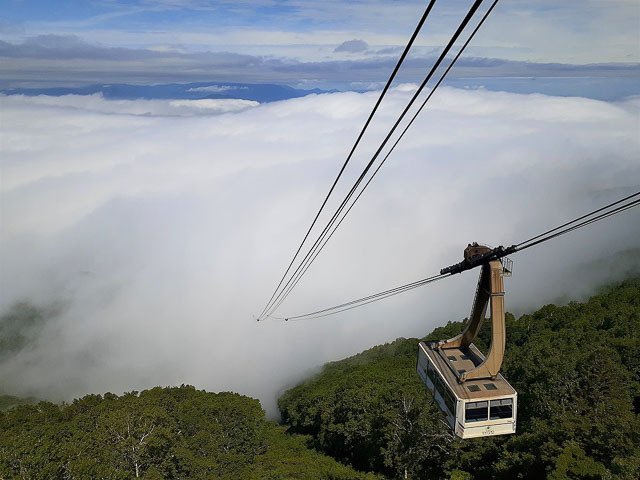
[{"xmin": 465, "ymin": 401, "xmax": 489, "ymax": 422}]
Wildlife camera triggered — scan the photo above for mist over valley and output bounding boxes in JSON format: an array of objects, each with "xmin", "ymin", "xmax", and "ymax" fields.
[{"xmin": 1, "ymin": 86, "xmax": 638, "ymax": 416}]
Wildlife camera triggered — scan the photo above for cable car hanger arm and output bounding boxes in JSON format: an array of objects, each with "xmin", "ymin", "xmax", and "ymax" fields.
[{"xmin": 440, "ymin": 243, "xmax": 518, "ymax": 275}]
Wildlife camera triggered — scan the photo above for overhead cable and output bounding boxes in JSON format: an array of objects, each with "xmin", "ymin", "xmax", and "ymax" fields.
[
  {"xmin": 257, "ymin": 0, "xmax": 440, "ymax": 320},
  {"xmin": 263, "ymin": 0, "xmax": 489, "ymax": 318},
  {"xmin": 277, "ymin": 190, "xmax": 640, "ymax": 322},
  {"xmin": 267, "ymin": 0, "xmax": 501, "ymax": 315},
  {"xmin": 516, "ymin": 190, "xmax": 640, "ymax": 249},
  {"xmin": 516, "ymin": 193, "xmax": 640, "ymax": 252},
  {"xmin": 281, "ymin": 273, "xmax": 450, "ymax": 322}
]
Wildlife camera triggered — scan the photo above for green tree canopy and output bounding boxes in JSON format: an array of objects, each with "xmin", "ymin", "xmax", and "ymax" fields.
[{"xmin": 279, "ymin": 279, "xmax": 640, "ymax": 479}]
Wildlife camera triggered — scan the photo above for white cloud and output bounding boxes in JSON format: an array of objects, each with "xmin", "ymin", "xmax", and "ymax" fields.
[
  {"xmin": 0, "ymin": 87, "xmax": 639, "ymax": 415},
  {"xmin": 7, "ymin": 0, "xmax": 637, "ymax": 65},
  {"xmin": 2, "ymin": 34, "xmax": 637, "ymax": 93},
  {"xmin": 0, "ymin": 93, "xmax": 258, "ymax": 119}
]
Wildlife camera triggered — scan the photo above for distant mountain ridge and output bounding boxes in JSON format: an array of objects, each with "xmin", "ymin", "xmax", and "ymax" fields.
[
  {"xmin": 4, "ymin": 78, "xmax": 639, "ymax": 102},
  {"xmin": 0, "ymin": 82, "xmax": 336, "ymax": 103}
]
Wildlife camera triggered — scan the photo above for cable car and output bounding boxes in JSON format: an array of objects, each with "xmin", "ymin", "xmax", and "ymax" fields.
[{"xmin": 417, "ymin": 244, "xmax": 517, "ymax": 439}]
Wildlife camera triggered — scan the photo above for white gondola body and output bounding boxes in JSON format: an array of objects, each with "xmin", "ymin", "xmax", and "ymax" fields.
[{"xmin": 417, "ymin": 341, "xmax": 517, "ymax": 439}]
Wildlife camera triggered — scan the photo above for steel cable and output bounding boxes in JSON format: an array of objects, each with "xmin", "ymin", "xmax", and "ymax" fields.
[
  {"xmin": 284, "ymin": 273, "xmax": 450, "ymax": 321},
  {"xmin": 261, "ymin": 0, "xmax": 486, "ymax": 319},
  {"xmin": 516, "ymin": 196, "xmax": 640, "ymax": 252},
  {"xmin": 257, "ymin": 0, "xmax": 440, "ymax": 320},
  {"xmin": 267, "ymin": 0, "xmax": 500, "ymax": 316},
  {"xmin": 516, "ymin": 191, "xmax": 640, "ymax": 248},
  {"xmin": 277, "ymin": 191, "xmax": 639, "ymax": 322}
]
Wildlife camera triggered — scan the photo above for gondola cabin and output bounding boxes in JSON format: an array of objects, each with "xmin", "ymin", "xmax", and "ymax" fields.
[
  {"xmin": 417, "ymin": 243, "xmax": 518, "ymax": 439},
  {"xmin": 417, "ymin": 341, "xmax": 517, "ymax": 439}
]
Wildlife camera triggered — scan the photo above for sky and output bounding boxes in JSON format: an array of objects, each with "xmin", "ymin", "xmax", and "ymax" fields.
[
  {"xmin": 1, "ymin": 0, "xmax": 639, "ymax": 91},
  {"xmin": 1, "ymin": 0, "xmax": 640, "ymax": 415}
]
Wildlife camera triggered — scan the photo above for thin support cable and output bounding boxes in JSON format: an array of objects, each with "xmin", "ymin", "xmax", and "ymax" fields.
[
  {"xmin": 278, "ymin": 192, "xmax": 640, "ymax": 323},
  {"xmin": 270, "ymin": 0, "xmax": 501, "ymax": 313},
  {"xmin": 263, "ymin": 0, "xmax": 485, "ymax": 318},
  {"xmin": 516, "ymin": 191, "xmax": 640, "ymax": 248},
  {"xmin": 516, "ymin": 197, "xmax": 640, "ymax": 252},
  {"xmin": 257, "ymin": 0, "xmax": 439, "ymax": 319},
  {"xmin": 286, "ymin": 274, "xmax": 450, "ymax": 321}
]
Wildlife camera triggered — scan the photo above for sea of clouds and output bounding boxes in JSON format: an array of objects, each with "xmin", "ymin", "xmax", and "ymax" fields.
[{"xmin": 1, "ymin": 87, "xmax": 639, "ymax": 415}]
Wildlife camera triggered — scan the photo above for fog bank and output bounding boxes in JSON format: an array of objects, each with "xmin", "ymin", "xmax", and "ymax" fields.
[{"xmin": 1, "ymin": 87, "xmax": 639, "ymax": 415}]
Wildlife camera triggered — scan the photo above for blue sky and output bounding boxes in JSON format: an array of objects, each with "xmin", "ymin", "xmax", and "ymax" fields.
[{"xmin": 1, "ymin": 0, "xmax": 639, "ymax": 91}]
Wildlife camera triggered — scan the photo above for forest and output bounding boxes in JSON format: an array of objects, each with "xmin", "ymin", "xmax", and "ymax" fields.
[
  {"xmin": 279, "ymin": 278, "xmax": 640, "ymax": 479},
  {"xmin": 1, "ymin": 278, "xmax": 639, "ymax": 479},
  {"xmin": 0, "ymin": 386, "xmax": 376, "ymax": 479}
]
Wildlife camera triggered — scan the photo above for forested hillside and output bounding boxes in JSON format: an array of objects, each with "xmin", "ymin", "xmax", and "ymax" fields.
[
  {"xmin": 0, "ymin": 394, "xmax": 38, "ymax": 412},
  {"xmin": 0, "ymin": 386, "xmax": 378, "ymax": 479},
  {"xmin": 1, "ymin": 280, "xmax": 638, "ymax": 479},
  {"xmin": 279, "ymin": 279, "xmax": 640, "ymax": 479}
]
